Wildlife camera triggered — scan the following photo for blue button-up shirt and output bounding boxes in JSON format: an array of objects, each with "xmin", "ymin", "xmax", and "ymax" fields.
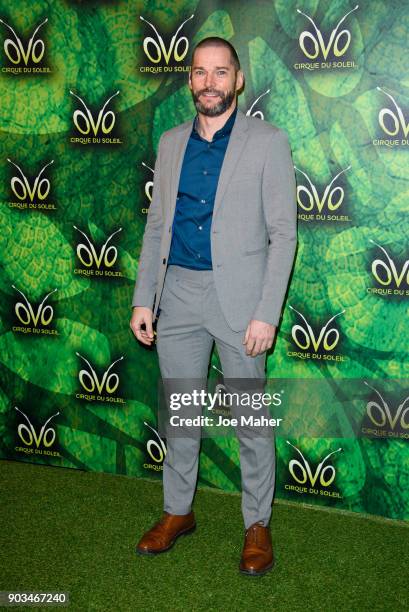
[{"xmin": 168, "ymin": 106, "xmax": 237, "ymax": 270}]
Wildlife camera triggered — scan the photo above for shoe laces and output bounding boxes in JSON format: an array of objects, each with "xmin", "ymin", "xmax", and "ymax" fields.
[
  {"xmin": 149, "ymin": 514, "xmax": 172, "ymax": 536},
  {"xmin": 245, "ymin": 522, "xmax": 266, "ymax": 548}
]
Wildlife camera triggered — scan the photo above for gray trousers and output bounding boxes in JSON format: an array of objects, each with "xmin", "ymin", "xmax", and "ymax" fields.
[{"xmin": 156, "ymin": 264, "xmax": 275, "ymax": 529}]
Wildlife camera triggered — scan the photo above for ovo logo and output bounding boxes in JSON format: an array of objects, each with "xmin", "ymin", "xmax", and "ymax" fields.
[
  {"xmin": 0, "ymin": 17, "xmax": 47, "ymax": 65},
  {"xmin": 287, "ymin": 441, "xmax": 342, "ymax": 487},
  {"xmin": 211, "ymin": 365, "xmax": 232, "ymax": 409},
  {"xmin": 8, "ymin": 158, "xmax": 53, "ymax": 201},
  {"xmin": 246, "ymin": 89, "xmax": 270, "ymax": 120},
  {"xmin": 297, "ymin": 5, "xmax": 358, "ymax": 60},
  {"xmin": 76, "ymin": 353, "xmax": 123, "ymax": 395},
  {"xmin": 289, "ymin": 305, "xmax": 344, "ymax": 352},
  {"xmin": 370, "ymin": 240, "xmax": 409, "ymax": 288},
  {"xmin": 140, "ymin": 14, "xmax": 194, "ymax": 64},
  {"xmin": 141, "ymin": 161, "xmax": 154, "ymax": 202},
  {"xmin": 377, "ymin": 87, "xmax": 409, "ymax": 138},
  {"xmin": 295, "ymin": 166, "xmax": 351, "ymax": 212},
  {"xmin": 15, "ymin": 406, "xmax": 59, "ymax": 448},
  {"xmin": 74, "ymin": 226, "xmax": 122, "ymax": 269},
  {"xmin": 144, "ymin": 422, "xmax": 167, "ymax": 463},
  {"xmin": 70, "ymin": 90, "xmax": 119, "ymax": 136},
  {"xmin": 364, "ymin": 381, "xmax": 409, "ymax": 430},
  {"xmin": 13, "ymin": 286, "xmax": 57, "ymax": 326}
]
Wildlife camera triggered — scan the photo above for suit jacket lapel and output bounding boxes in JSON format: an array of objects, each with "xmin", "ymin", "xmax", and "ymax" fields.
[
  {"xmin": 169, "ymin": 121, "xmax": 192, "ymax": 220},
  {"xmin": 213, "ymin": 109, "xmax": 249, "ymax": 219}
]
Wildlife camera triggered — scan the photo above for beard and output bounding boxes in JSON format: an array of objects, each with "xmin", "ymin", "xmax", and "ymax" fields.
[{"xmin": 191, "ymin": 83, "xmax": 236, "ymax": 117}]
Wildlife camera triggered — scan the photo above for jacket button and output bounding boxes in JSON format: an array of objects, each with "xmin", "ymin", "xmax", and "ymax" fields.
[{"xmin": 162, "ymin": 258, "xmax": 166, "ymax": 264}]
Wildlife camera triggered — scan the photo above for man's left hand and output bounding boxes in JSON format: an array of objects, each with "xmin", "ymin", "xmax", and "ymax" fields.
[{"xmin": 243, "ymin": 319, "xmax": 276, "ymax": 357}]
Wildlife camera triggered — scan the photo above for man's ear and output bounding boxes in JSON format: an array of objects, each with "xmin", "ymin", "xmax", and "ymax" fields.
[
  {"xmin": 236, "ymin": 69, "xmax": 244, "ymax": 91},
  {"xmin": 188, "ymin": 70, "xmax": 192, "ymax": 90}
]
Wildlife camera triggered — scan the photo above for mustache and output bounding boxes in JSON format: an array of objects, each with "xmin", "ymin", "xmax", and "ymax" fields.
[{"xmin": 197, "ymin": 89, "xmax": 224, "ymax": 97}]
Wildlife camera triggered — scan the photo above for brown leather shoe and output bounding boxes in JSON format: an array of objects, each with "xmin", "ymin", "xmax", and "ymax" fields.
[
  {"xmin": 136, "ymin": 511, "xmax": 196, "ymax": 556},
  {"xmin": 239, "ymin": 521, "xmax": 274, "ymax": 576}
]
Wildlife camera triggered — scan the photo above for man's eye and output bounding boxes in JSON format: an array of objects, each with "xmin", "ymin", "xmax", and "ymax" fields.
[{"xmin": 217, "ymin": 71, "xmax": 226, "ymax": 75}]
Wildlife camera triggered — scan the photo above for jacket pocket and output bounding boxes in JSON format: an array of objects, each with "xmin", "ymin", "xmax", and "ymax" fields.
[{"xmin": 244, "ymin": 245, "xmax": 267, "ymax": 256}]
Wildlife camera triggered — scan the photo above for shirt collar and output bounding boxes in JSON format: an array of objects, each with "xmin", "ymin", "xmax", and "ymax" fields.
[{"xmin": 192, "ymin": 105, "xmax": 238, "ymax": 141}]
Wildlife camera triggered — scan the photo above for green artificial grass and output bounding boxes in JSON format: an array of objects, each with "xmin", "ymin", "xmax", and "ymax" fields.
[{"xmin": 1, "ymin": 459, "xmax": 408, "ymax": 612}]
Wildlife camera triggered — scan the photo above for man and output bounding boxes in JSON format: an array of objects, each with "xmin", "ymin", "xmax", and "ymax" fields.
[{"xmin": 130, "ymin": 36, "xmax": 297, "ymax": 576}]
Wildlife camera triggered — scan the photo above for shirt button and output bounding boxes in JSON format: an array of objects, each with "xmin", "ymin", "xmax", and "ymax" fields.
[
  {"xmin": 203, "ymin": 170, "xmax": 207, "ymax": 175},
  {"xmin": 201, "ymin": 199, "xmax": 206, "ymax": 204},
  {"xmin": 197, "ymin": 253, "xmax": 201, "ymax": 258},
  {"xmin": 198, "ymin": 226, "xmax": 202, "ymax": 230}
]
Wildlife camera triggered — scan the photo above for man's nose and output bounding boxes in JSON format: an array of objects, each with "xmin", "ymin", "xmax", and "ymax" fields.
[{"xmin": 204, "ymin": 72, "xmax": 216, "ymax": 88}]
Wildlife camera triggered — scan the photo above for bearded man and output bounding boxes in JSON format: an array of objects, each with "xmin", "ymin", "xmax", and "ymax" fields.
[{"xmin": 130, "ymin": 36, "xmax": 297, "ymax": 576}]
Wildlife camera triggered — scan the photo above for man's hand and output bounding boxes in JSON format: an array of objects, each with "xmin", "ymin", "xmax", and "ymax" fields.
[
  {"xmin": 130, "ymin": 306, "xmax": 155, "ymax": 346},
  {"xmin": 243, "ymin": 319, "xmax": 276, "ymax": 357}
]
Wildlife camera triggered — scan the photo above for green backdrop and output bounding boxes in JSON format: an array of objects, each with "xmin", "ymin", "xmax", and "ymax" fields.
[{"xmin": 0, "ymin": 0, "xmax": 408, "ymax": 520}]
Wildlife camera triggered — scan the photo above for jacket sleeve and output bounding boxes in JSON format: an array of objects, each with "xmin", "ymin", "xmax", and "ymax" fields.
[
  {"xmin": 251, "ymin": 128, "xmax": 297, "ymax": 326},
  {"xmin": 131, "ymin": 133, "xmax": 166, "ymax": 310}
]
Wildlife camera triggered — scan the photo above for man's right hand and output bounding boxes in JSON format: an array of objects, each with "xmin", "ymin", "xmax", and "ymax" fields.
[{"xmin": 130, "ymin": 306, "xmax": 155, "ymax": 346}]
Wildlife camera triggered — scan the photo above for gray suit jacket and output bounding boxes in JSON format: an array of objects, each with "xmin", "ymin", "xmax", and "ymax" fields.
[{"xmin": 132, "ymin": 108, "xmax": 297, "ymax": 331}]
